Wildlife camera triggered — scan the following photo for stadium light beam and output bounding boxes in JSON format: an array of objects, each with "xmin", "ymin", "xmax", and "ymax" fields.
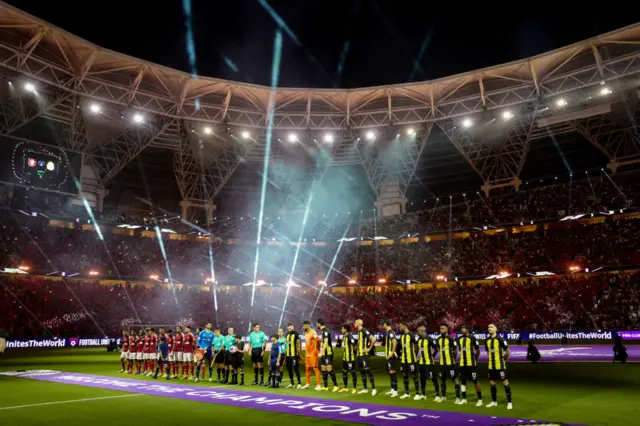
[
  {"xmin": 556, "ymin": 98, "xmax": 567, "ymax": 107},
  {"xmin": 24, "ymin": 82, "xmax": 36, "ymax": 93},
  {"xmin": 309, "ymin": 223, "xmax": 351, "ymax": 320},
  {"xmin": 279, "ymin": 183, "xmax": 316, "ymax": 328},
  {"xmin": 155, "ymin": 225, "xmax": 180, "ymax": 312},
  {"xmin": 89, "ymin": 103, "xmax": 101, "ymax": 114},
  {"xmin": 365, "ymin": 130, "xmax": 375, "ymax": 141},
  {"xmin": 287, "ymin": 132, "xmax": 298, "ymax": 143},
  {"xmin": 133, "ymin": 113, "xmax": 144, "ymax": 123},
  {"xmin": 502, "ymin": 110, "xmax": 514, "ymax": 120},
  {"xmin": 250, "ymin": 30, "xmax": 283, "ymax": 328},
  {"xmin": 208, "ymin": 244, "xmax": 219, "ymax": 324},
  {"xmin": 323, "ymin": 133, "xmax": 334, "ymax": 143},
  {"xmin": 241, "ymin": 130, "xmax": 251, "ymax": 140},
  {"xmin": 407, "ymin": 127, "xmax": 415, "ymax": 135},
  {"xmin": 462, "ymin": 118, "xmax": 473, "ymax": 128},
  {"xmin": 203, "ymin": 126, "xmax": 213, "ymax": 135}
]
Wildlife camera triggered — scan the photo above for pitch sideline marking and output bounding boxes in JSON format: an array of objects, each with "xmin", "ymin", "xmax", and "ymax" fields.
[{"xmin": 0, "ymin": 393, "xmax": 143, "ymax": 410}]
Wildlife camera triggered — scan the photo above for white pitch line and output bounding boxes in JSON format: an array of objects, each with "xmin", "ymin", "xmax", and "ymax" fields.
[{"xmin": 0, "ymin": 393, "xmax": 142, "ymax": 410}]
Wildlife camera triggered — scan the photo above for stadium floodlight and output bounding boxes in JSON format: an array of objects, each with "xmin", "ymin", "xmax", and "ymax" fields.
[
  {"xmin": 348, "ymin": 279, "xmax": 356, "ymax": 284},
  {"xmin": 407, "ymin": 127, "xmax": 415, "ymax": 135},
  {"xmin": 318, "ymin": 280, "xmax": 326, "ymax": 285},
  {"xmin": 502, "ymin": 110, "xmax": 514, "ymax": 120},
  {"xmin": 556, "ymin": 98, "xmax": 567, "ymax": 107},
  {"xmin": 203, "ymin": 126, "xmax": 213, "ymax": 135},
  {"xmin": 600, "ymin": 87, "xmax": 612, "ymax": 96},
  {"xmin": 133, "ymin": 113, "xmax": 144, "ymax": 123},
  {"xmin": 241, "ymin": 130, "xmax": 251, "ymax": 139},
  {"xmin": 435, "ymin": 274, "xmax": 445, "ymax": 281},
  {"xmin": 287, "ymin": 132, "xmax": 298, "ymax": 143},
  {"xmin": 323, "ymin": 133, "xmax": 334, "ymax": 143},
  {"xmin": 462, "ymin": 118, "xmax": 473, "ymax": 128},
  {"xmin": 89, "ymin": 270, "xmax": 99, "ymax": 276},
  {"xmin": 24, "ymin": 82, "xmax": 36, "ymax": 93},
  {"xmin": 365, "ymin": 130, "xmax": 375, "ymax": 141},
  {"xmin": 149, "ymin": 274, "xmax": 159, "ymax": 280},
  {"xmin": 89, "ymin": 103, "xmax": 101, "ymax": 114},
  {"xmin": 18, "ymin": 265, "xmax": 29, "ymax": 271},
  {"xmin": 378, "ymin": 278, "xmax": 386, "ymax": 284}
]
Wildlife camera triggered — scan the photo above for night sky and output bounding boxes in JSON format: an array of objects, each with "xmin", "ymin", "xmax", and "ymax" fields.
[{"xmin": 7, "ymin": 0, "xmax": 639, "ymax": 88}]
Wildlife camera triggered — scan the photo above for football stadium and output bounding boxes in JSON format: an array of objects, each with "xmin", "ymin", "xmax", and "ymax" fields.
[{"xmin": 0, "ymin": 2, "xmax": 639, "ymax": 425}]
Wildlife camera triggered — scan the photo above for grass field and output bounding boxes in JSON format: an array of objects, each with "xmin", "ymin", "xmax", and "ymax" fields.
[{"xmin": 0, "ymin": 348, "xmax": 638, "ymax": 425}]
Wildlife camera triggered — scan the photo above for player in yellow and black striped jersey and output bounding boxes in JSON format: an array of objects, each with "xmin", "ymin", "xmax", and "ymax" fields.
[
  {"xmin": 284, "ymin": 323, "xmax": 302, "ymax": 388},
  {"xmin": 398, "ymin": 323, "xmax": 420, "ymax": 399},
  {"xmin": 485, "ymin": 323, "xmax": 513, "ymax": 409},
  {"xmin": 382, "ymin": 320, "xmax": 399, "ymax": 396},
  {"xmin": 436, "ymin": 323, "xmax": 461, "ymax": 403},
  {"xmin": 416, "ymin": 326, "xmax": 440, "ymax": 401},
  {"xmin": 456, "ymin": 324, "xmax": 483, "ymax": 406},
  {"xmin": 354, "ymin": 319, "xmax": 377, "ymax": 395},
  {"xmin": 338, "ymin": 324, "xmax": 358, "ymax": 393},
  {"xmin": 316, "ymin": 318, "xmax": 338, "ymax": 391}
]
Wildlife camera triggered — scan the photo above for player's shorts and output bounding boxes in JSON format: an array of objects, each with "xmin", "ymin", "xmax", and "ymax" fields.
[
  {"xmin": 251, "ymin": 348, "xmax": 263, "ymax": 363},
  {"xmin": 144, "ymin": 352, "xmax": 153, "ymax": 360},
  {"xmin": 183, "ymin": 352, "xmax": 194, "ymax": 363},
  {"xmin": 320, "ymin": 355, "xmax": 334, "ymax": 367},
  {"xmin": 175, "ymin": 352, "xmax": 183, "ymax": 362},
  {"xmin": 459, "ymin": 366, "xmax": 479, "ymax": 383},
  {"xmin": 402, "ymin": 362, "xmax": 417, "ymax": 375},
  {"xmin": 168, "ymin": 353, "xmax": 176, "ymax": 362},
  {"xmin": 120, "ymin": 351, "xmax": 128, "ymax": 360},
  {"xmin": 440, "ymin": 365, "xmax": 457, "ymax": 380},
  {"xmin": 386, "ymin": 357, "xmax": 399, "ymax": 372},
  {"xmin": 224, "ymin": 351, "xmax": 233, "ymax": 366},
  {"xmin": 418, "ymin": 364, "xmax": 435, "ymax": 379},
  {"xmin": 233, "ymin": 352, "xmax": 244, "ymax": 369},
  {"xmin": 342, "ymin": 359, "xmax": 355, "ymax": 372},
  {"xmin": 357, "ymin": 355, "xmax": 370, "ymax": 370},
  {"xmin": 213, "ymin": 350, "xmax": 224, "ymax": 363},
  {"xmin": 488, "ymin": 369, "xmax": 508, "ymax": 381},
  {"xmin": 286, "ymin": 356, "xmax": 300, "ymax": 370},
  {"xmin": 136, "ymin": 352, "xmax": 143, "ymax": 361},
  {"xmin": 305, "ymin": 356, "xmax": 318, "ymax": 368}
]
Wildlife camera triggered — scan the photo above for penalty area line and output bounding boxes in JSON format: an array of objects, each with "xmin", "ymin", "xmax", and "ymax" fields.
[{"xmin": 0, "ymin": 393, "xmax": 143, "ymax": 410}]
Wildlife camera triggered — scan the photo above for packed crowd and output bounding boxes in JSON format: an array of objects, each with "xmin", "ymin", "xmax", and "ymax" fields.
[
  {"xmin": 1, "ymin": 271, "xmax": 637, "ymax": 338},
  {"xmin": 1, "ymin": 206, "xmax": 639, "ymax": 284}
]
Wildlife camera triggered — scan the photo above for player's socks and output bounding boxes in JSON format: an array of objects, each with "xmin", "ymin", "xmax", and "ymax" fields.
[
  {"xmin": 490, "ymin": 384, "xmax": 497, "ymax": 403},
  {"xmin": 240, "ymin": 370, "xmax": 244, "ymax": 385},
  {"xmin": 259, "ymin": 367, "xmax": 264, "ymax": 383},
  {"xmin": 390, "ymin": 373, "xmax": 398, "ymax": 391},
  {"xmin": 360, "ymin": 371, "xmax": 368, "ymax": 390},
  {"xmin": 322, "ymin": 371, "xmax": 328, "ymax": 388},
  {"xmin": 461, "ymin": 384, "xmax": 467, "ymax": 399},
  {"xmin": 120, "ymin": 359, "xmax": 125, "ymax": 371},
  {"xmin": 366, "ymin": 370, "xmax": 375, "ymax": 389},
  {"xmin": 477, "ymin": 389, "xmax": 482, "ymax": 400},
  {"xmin": 413, "ymin": 375, "xmax": 419, "ymax": 394},
  {"xmin": 330, "ymin": 371, "xmax": 338, "ymax": 386},
  {"xmin": 504, "ymin": 385, "xmax": 512, "ymax": 403},
  {"xmin": 195, "ymin": 364, "xmax": 201, "ymax": 380},
  {"xmin": 254, "ymin": 367, "xmax": 258, "ymax": 382},
  {"xmin": 342, "ymin": 371, "xmax": 348, "ymax": 388},
  {"xmin": 455, "ymin": 383, "xmax": 461, "ymax": 399},
  {"xmin": 351, "ymin": 372, "xmax": 358, "ymax": 389},
  {"xmin": 441, "ymin": 381, "xmax": 447, "ymax": 399}
]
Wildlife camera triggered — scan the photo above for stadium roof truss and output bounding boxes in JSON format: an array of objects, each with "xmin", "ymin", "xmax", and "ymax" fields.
[{"xmin": 0, "ymin": 1, "xmax": 639, "ymax": 205}]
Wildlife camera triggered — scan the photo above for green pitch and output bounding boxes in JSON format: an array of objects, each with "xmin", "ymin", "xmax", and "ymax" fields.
[{"xmin": 0, "ymin": 348, "xmax": 638, "ymax": 425}]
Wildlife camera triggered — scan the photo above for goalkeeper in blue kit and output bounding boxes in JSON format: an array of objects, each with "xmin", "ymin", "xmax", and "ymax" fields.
[{"xmin": 268, "ymin": 334, "xmax": 284, "ymax": 388}]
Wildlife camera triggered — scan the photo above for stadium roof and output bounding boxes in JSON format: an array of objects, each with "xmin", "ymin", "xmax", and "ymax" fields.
[{"xmin": 0, "ymin": 1, "xmax": 638, "ymax": 215}]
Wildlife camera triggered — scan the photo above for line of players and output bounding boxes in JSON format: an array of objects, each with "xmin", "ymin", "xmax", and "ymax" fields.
[{"xmin": 119, "ymin": 319, "xmax": 513, "ymax": 410}]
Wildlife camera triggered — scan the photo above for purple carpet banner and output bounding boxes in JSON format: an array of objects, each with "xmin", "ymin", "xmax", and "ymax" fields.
[{"xmin": 5, "ymin": 371, "xmax": 581, "ymax": 426}]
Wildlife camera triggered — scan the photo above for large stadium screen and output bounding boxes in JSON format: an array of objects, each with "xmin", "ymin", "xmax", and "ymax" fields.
[{"xmin": 0, "ymin": 139, "xmax": 83, "ymax": 195}]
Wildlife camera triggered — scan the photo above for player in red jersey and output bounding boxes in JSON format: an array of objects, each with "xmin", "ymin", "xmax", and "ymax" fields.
[
  {"xmin": 147, "ymin": 328, "xmax": 158, "ymax": 377},
  {"xmin": 120, "ymin": 331, "xmax": 129, "ymax": 372},
  {"xmin": 142, "ymin": 328, "xmax": 152, "ymax": 374},
  {"xmin": 135, "ymin": 330, "xmax": 145, "ymax": 374},
  {"xmin": 174, "ymin": 326, "xmax": 184, "ymax": 378},
  {"xmin": 166, "ymin": 329, "xmax": 175, "ymax": 378},
  {"xmin": 182, "ymin": 326, "xmax": 195, "ymax": 379},
  {"xmin": 127, "ymin": 333, "xmax": 137, "ymax": 373}
]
